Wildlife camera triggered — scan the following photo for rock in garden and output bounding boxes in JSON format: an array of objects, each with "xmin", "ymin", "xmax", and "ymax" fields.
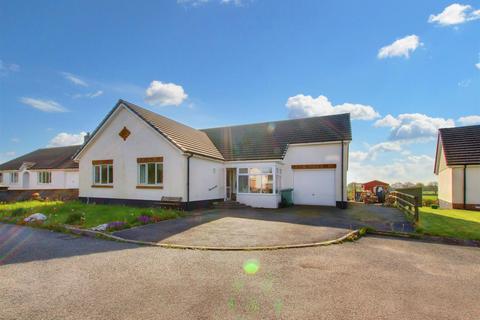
[
  {"xmin": 24, "ymin": 213, "xmax": 47, "ymax": 222},
  {"xmin": 91, "ymin": 224, "xmax": 108, "ymax": 231}
]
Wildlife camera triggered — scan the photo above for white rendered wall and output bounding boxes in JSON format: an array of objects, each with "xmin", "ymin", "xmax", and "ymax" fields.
[
  {"xmin": 466, "ymin": 166, "xmax": 480, "ymax": 205},
  {"xmin": 0, "ymin": 169, "xmax": 78, "ymax": 190},
  {"xmin": 437, "ymin": 167, "xmax": 452, "ymax": 205},
  {"xmin": 189, "ymin": 156, "xmax": 224, "ymax": 201},
  {"xmin": 77, "ymin": 106, "xmax": 187, "ymax": 201},
  {"xmin": 282, "ymin": 142, "xmax": 348, "ymax": 203}
]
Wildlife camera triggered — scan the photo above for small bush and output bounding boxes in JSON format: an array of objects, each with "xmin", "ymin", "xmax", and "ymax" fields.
[
  {"xmin": 423, "ymin": 198, "xmax": 439, "ymax": 207},
  {"xmin": 137, "ymin": 215, "xmax": 151, "ymax": 224},
  {"xmin": 11, "ymin": 208, "xmax": 27, "ymax": 217},
  {"xmin": 431, "ymin": 204, "xmax": 439, "ymax": 209},
  {"xmin": 65, "ymin": 212, "xmax": 84, "ymax": 225},
  {"xmin": 106, "ymin": 221, "xmax": 129, "ymax": 231}
]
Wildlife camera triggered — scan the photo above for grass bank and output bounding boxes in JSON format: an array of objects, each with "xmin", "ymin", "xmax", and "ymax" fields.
[
  {"xmin": 417, "ymin": 207, "xmax": 480, "ymax": 241},
  {"xmin": 0, "ymin": 200, "xmax": 182, "ymax": 231}
]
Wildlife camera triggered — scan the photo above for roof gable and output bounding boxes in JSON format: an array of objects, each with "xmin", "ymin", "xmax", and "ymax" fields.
[
  {"xmin": 75, "ymin": 100, "xmax": 224, "ymax": 161},
  {"xmin": 438, "ymin": 125, "xmax": 480, "ymax": 167}
]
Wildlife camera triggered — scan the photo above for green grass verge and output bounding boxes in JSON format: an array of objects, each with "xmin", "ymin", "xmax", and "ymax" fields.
[
  {"xmin": 417, "ymin": 207, "xmax": 480, "ymax": 241},
  {"xmin": 0, "ymin": 200, "xmax": 182, "ymax": 231}
]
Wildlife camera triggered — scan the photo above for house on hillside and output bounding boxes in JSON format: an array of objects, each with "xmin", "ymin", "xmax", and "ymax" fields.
[
  {"xmin": 434, "ymin": 125, "xmax": 480, "ymax": 210},
  {"xmin": 73, "ymin": 100, "xmax": 351, "ymax": 209},
  {"xmin": 0, "ymin": 146, "xmax": 80, "ymax": 200}
]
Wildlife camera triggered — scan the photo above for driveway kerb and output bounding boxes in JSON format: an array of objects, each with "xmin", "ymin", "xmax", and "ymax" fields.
[{"xmin": 65, "ymin": 226, "xmax": 361, "ymax": 251}]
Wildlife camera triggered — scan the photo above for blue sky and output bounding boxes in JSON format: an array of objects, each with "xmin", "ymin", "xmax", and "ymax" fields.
[{"xmin": 1, "ymin": 0, "xmax": 479, "ymax": 183}]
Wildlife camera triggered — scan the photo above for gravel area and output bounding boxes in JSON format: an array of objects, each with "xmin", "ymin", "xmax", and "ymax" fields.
[{"xmin": 1, "ymin": 223, "xmax": 479, "ymax": 319}]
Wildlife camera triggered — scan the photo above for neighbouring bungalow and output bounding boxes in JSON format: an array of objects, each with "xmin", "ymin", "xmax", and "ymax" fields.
[
  {"xmin": 434, "ymin": 125, "xmax": 480, "ymax": 210},
  {"xmin": 73, "ymin": 100, "xmax": 351, "ymax": 209},
  {"xmin": 0, "ymin": 146, "xmax": 80, "ymax": 199},
  {"xmin": 362, "ymin": 180, "xmax": 389, "ymax": 193}
]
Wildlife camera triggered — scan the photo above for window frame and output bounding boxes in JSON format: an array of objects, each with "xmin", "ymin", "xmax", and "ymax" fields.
[
  {"xmin": 92, "ymin": 160, "xmax": 114, "ymax": 186},
  {"xmin": 137, "ymin": 157, "xmax": 163, "ymax": 187},
  {"xmin": 37, "ymin": 171, "xmax": 52, "ymax": 184},
  {"xmin": 10, "ymin": 172, "xmax": 19, "ymax": 184},
  {"xmin": 0, "ymin": 172, "xmax": 3, "ymax": 184}
]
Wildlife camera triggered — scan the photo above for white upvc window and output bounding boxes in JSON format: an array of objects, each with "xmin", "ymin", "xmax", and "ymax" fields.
[
  {"xmin": 10, "ymin": 172, "xmax": 18, "ymax": 184},
  {"xmin": 92, "ymin": 161, "xmax": 113, "ymax": 185},
  {"xmin": 238, "ymin": 167, "xmax": 274, "ymax": 194},
  {"xmin": 137, "ymin": 157, "xmax": 163, "ymax": 185},
  {"xmin": 37, "ymin": 171, "xmax": 52, "ymax": 184}
]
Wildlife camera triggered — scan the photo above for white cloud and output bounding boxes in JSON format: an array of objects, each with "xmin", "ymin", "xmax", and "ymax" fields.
[
  {"xmin": 47, "ymin": 132, "xmax": 87, "ymax": 147},
  {"xmin": 428, "ymin": 3, "xmax": 480, "ymax": 26},
  {"xmin": 374, "ymin": 113, "xmax": 455, "ymax": 141},
  {"xmin": 73, "ymin": 90, "xmax": 103, "ymax": 99},
  {"xmin": 11, "ymin": 138, "xmax": 20, "ymax": 143},
  {"xmin": 458, "ymin": 79, "xmax": 471, "ymax": 87},
  {"xmin": 145, "ymin": 80, "xmax": 188, "ymax": 107},
  {"xmin": 476, "ymin": 62, "xmax": 480, "ymax": 70},
  {"xmin": 285, "ymin": 94, "xmax": 379, "ymax": 120},
  {"xmin": 350, "ymin": 141, "xmax": 403, "ymax": 162},
  {"xmin": 458, "ymin": 115, "xmax": 480, "ymax": 126},
  {"xmin": 20, "ymin": 97, "xmax": 67, "ymax": 113},
  {"xmin": 377, "ymin": 35, "xmax": 422, "ymax": 59},
  {"xmin": 349, "ymin": 154, "xmax": 435, "ymax": 184},
  {"xmin": 0, "ymin": 59, "xmax": 20, "ymax": 76},
  {"xmin": 62, "ymin": 72, "xmax": 88, "ymax": 87}
]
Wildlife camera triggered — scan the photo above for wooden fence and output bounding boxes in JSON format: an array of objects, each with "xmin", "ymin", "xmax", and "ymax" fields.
[{"xmin": 389, "ymin": 191, "xmax": 419, "ymax": 223}]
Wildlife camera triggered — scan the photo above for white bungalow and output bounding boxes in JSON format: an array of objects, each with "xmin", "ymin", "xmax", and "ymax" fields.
[{"xmin": 73, "ymin": 100, "xmax": 351, "ymax": 209}]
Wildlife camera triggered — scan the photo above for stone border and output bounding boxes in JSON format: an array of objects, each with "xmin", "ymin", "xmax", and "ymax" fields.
[{"xmin": 65, "ymin": 226, "xmax": 361, "ymax": 251}]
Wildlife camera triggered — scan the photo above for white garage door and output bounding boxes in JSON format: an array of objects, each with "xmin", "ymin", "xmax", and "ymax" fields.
[{"xmin": 293, "ymin": 169, "xmax": 336, "ymax": 206}]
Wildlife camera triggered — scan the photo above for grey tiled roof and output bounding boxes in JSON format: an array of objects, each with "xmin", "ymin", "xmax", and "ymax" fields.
[
  {"xmin": 202, "ymin": 113, "xmax": 352, "ymax": 161},
  {"xmin": 439, "ymin": 125, "xmax": 480, "ymax": 166},
  {"xmin": 0, "ymin": 145, "xmax": 80, "ymax": 170},
  {"xmin": 122, "ymin": 101, "xmax": 225, "ymax": 160}
]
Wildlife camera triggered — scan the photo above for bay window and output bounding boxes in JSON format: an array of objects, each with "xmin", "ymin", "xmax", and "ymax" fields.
[
  {"xmin": 238, "ymin": 167, "xmax": 274, "ymax": 194},
  {"xmin": 137, "ymin": 157, "xmax": 163, "ymax": 186},
  {"xmin": 38, "ymin": 171, "xmax": 52, "ymax": 184}
]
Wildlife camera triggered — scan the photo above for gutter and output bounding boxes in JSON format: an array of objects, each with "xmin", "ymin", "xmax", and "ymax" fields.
[
  {"xmin": 464, "ymin": 165, "xmax": 467, "ymax": 209},
  {"xmin": 341, "ymin": 140, "xmax": 345, "ymax": 209},
  {"xmin": 186, "ymin": 153, "xmax": 193, "ymax": 210}
]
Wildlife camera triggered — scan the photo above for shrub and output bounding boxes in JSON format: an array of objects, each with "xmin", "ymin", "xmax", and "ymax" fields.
[
  {"xmin": 137, "ymin": 215, "xmax": 151, "ymax": 224},
  {"xmin": 65, "ymin": 212, "xmax": 84, "ymax": 225},
  {"xmin": 11, "ymin": 208, "xmax": 27, "ymax": 217},
  {"xmin": 423, "ymin": 198, "xmax": 439, "ymax": 207},
  {"xmin": 431, "ymin": 204, "xmax": 439, "ymax": 209}
]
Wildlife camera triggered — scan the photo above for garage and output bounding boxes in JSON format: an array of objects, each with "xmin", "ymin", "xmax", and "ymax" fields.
[{"xmin": 293, "ymin": 169, "xmax": 336, "ymax": 206}]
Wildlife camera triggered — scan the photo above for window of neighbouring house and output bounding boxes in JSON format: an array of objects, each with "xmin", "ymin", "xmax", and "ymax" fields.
[
  {"xmin": 238, "ymin": 167, "xmax": 274, "ymax": 194},
  {"xmin": 0, "ymin": 173, "xmax": 3, "ymax": 184},
  {"xmin": 137, "ymin": 157, "xmax": 163, "ymax": 185},
  {"xmin": 10, "ymin": 172, "xmax": 18, "ymax": 184},
  {"xmin": 37, "ymin": 171, "xmax": 52, "ymax": 184},
  {"xmin": 92, "ymin": 160, "xmax": 113, "ymax": 185}
]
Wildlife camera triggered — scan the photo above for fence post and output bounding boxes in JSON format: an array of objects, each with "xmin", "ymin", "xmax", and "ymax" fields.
[{"xmin": 414, "ymin": 196, "xmax": 419, "ymax": 223}]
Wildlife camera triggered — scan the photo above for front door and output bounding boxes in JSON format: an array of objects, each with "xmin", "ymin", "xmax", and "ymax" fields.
[{"xmin": 226, "ymin": 168, "xmax": 237, "ymax": 201}]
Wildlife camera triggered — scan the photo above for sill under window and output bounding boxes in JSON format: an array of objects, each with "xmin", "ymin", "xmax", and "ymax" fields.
[
  {"xmin": 136, "ymin": 185, "xmax": 163, "ymax": 189},
  {"xmin": 91, "ymin": 184, "xmax": 114, "ymax": 188}
]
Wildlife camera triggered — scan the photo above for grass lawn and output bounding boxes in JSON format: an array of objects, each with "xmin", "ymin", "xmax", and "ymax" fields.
[
  {"xmin": 0, "ymin": 200, "xmax": 182, "ymax": 231},
  {"xmin": 417, "ymin": 206, "xmax": 480, "ymax": 241}
]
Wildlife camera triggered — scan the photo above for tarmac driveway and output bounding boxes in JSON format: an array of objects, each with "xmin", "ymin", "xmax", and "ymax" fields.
[{"xmin": 113, "ymin": 203, "xmax": 412, "ymax": 248}]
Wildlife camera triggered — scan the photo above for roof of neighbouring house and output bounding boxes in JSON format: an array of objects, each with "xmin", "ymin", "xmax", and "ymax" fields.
[
  {"xmin": 362, "ymin": 180, "xmax": 389, "ymax": 187},
  {"xmin": 438, "ymin": 125, "xmax": 480, "ymax": 166},
  {"xmin": 201, "ymin": 113, "xmax": 352, "ymax": 161},
  {"xmin": 0, "ymin": 145, "xmax": 81, "ymax": 171}
]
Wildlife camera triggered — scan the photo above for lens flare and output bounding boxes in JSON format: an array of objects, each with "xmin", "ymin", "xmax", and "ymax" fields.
[{"xmin": 243, "ymin": 259, "xmax": 260, "ymax": 275}]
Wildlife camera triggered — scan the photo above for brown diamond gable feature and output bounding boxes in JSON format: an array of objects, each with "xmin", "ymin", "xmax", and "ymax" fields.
[{"xmin": 119, "ymin": 126, "xmax": 131, "ymax": 141}]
